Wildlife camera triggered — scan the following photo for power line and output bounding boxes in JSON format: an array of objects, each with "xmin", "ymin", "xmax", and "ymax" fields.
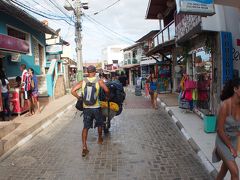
[
  {"xmin": 84, "ymin": 14, "xmax": 134, "ymax": 43},
  {"xmin": 8, "ymin": 0, "xmax": 74, "ymax": 25},
  {"xmin": 93, "ymin": 0, "xmax": 121, "ymax": 16},
  {"xmin": 48, "ymin": 0, "xmax": 73, "ymax": 22}
]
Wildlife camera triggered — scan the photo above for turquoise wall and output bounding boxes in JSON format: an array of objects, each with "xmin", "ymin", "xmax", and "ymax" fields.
[{"xmin": 0, "ymin": 13, "xmax": 46, "ymax": 77}]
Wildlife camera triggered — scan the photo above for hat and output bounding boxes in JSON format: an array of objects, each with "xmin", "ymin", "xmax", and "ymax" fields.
[{"xmin": 87, "ymin": 65, "xmax": 96, "ymax": 73}]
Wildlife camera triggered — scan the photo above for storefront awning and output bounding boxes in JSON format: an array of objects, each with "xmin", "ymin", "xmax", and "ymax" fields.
[
  {"xmin": 121, "ymin": 64, "xmax": 140, "ymax": 69},
  {"xmin": 140, "ymin": 59, "xmax": 156, "ymax": 66}
]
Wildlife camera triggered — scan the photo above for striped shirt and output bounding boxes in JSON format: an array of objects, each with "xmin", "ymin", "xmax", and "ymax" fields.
[{"xmin": 21, "ymin": 70, "xmax": 31, "ymax": 91}]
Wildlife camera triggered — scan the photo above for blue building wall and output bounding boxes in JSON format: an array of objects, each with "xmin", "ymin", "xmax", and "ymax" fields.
[{"xmin": 0, "ymin": 13, "xmax": 46, "ymax": 77}]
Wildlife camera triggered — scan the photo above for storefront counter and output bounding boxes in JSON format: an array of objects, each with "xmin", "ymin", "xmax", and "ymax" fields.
[{"xmin": 9, "ymin": 88, "xmax": 29, "ymax": 116}]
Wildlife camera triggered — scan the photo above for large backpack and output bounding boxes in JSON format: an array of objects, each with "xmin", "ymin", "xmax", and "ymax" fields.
[
  {"xmin": 83, "ymin": 78, "xmax": 99, "ymax": 106},
  {"xmin": 99, "ymin": 80, "xmax": 126, "ymax": 106}
]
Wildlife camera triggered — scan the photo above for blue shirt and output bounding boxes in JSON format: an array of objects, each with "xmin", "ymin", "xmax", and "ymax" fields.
[
  {"xmin": 32, "ymin": 75, "xmax": 38, "ymax": 92},
  {"xmin": 150, "ymin": 81, "xmax": 157, "ymax": 91}
]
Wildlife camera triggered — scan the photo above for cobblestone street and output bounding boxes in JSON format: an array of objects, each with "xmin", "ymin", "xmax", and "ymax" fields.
[{"xmin": 0, "ymin": 94, "xmax": 212, "ymax": 180}]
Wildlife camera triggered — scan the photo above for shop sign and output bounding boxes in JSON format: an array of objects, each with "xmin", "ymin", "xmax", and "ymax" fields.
[
  {"xmin": 46, "ymin": 45, "xmax": 63, "ymax": 55},
  {"xmin": 221, "ymin": 32, "xmax": 233, "ymax": 84},
  {"xmin": 176, "ymin": 0, "xmax": 215, "ymax": 16},
  {"xmin": 0, "ymin": 34, "xmax": 29, "ymax": 54},
  {"xmin": 175, "ymin": 14, "xmax": 202, "ymax": 41}
]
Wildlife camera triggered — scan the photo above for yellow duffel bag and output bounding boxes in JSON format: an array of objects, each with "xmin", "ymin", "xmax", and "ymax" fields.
[{"xmin": 100, "ymin": 101, "xmax": 119, "ymax": 112}]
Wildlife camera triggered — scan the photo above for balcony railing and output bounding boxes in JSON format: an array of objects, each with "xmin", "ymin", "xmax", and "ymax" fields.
[{"xmin": 153, "ymin": 21, "xmax": 175, "ymax": 48}]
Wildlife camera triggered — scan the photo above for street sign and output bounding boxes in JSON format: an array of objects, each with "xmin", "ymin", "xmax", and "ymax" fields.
[{"xmin": 176, "ymin": 0, "xmax": 215, "ymax": 16}]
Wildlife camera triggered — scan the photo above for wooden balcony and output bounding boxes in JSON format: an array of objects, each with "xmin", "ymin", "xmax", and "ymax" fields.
[{"xmin": 152, "ymin": 20, "xmax": 175, "ymax": 48}]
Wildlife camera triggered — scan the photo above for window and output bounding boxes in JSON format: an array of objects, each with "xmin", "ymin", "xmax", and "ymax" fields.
[
  {"xmin": 7, "ymin": 27, "xmax": 27, "ymax": 40},
  {"xmin": 7, "ymin": 25, "xmax": 31, "ymax": 55}
]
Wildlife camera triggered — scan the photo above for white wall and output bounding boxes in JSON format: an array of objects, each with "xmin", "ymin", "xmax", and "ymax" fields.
[{"xmin": 103, "ymin": 45, "xmax": 128, "ymax": 65}]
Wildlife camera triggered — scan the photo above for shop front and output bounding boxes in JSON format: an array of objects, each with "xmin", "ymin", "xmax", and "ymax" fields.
[
  {"xmin": 175, "ymin": 14, "xmax": 221, "ymax": 115},
  {"xmin": 157, "ymin": 60, "xmax": 172, "ymax": 93},
  {"xmin": 121, "ymin": 64, "xmax": 140, "ymax": 87}
]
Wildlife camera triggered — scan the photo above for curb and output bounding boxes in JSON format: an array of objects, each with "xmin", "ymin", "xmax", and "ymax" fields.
[
  {"xmin": 0, "ymin": 101, "xmax": 75, "ymax": 161},
  {"xmin": 158, "ymin": 100, "xmax": 218, "ymax": 179}
]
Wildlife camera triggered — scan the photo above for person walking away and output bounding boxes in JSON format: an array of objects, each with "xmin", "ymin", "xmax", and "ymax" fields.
[
  {"xmin": 20, "ymin": 64, "xmax": 33, "ymax": 116},
  {"xmin": 28, "ymin": 68, "xmax": 40, "ymax": 114},
  {"xmin": 147, "ymin": 73, "xmax": 158, "ymax": 109},
  {"xmin": 71, "ymin": 65, "xmax": 109, "ymax": 157},
  {"xmin": 0, "ymin": 71, "xmax": 11, "ymax": 120},
  {"xmin": 212, "ymin": 79, "xmax": 240, "ymax": 180},
  {"xmin": 119, "ymin": 72, "xmax": 128, "ymax": 90}
]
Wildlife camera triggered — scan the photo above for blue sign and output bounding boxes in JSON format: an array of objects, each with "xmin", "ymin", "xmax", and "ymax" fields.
[
  {"xmin": 221, "ymin": 32, "xmax": 233, "ymax": 84},
  {"xmin": 176, "ymin": 0, "xmax": 215, "ymax": 15}
]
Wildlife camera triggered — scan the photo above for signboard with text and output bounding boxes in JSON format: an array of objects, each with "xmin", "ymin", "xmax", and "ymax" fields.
[
  {"xmin": 176, "ymin": 0, "xmax": 215, "ymax": 16},
  {"xmin": 221, "ymin": 32, "xmax": 233, "ymax": 84},
  {"xmin": 46, "ymin": 45, "xmax": 63, "ymax": 55},
  {"xmin": 0, "ymin": 34, "xmax": 29, "ymax": 53}
]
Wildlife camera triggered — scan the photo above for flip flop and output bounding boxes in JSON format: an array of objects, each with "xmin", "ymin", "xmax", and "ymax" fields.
[{"xmin": 82, "ymin": 148, "xmax": 89, "ymax": 157}]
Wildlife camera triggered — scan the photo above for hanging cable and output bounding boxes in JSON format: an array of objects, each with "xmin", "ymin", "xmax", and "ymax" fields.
[
  {"xmin": 48, "ymin": 0, "xmax": 73, "ymax": 22},
  {"xmin": 8, "ymin": 0, "xmax": 74, "ymax": 25},
  {"xmin": 84, "ymin": 14, "xmax": 134, "ymax": 43},
  {"xmin": 92, "ymin": 0, "xmax": 121, "ymax": 16}
]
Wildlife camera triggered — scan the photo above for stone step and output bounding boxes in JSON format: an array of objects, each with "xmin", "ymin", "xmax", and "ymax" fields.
[{"xmin": 0, "ymin": 122, "xmax": 20, "ymax": 139}]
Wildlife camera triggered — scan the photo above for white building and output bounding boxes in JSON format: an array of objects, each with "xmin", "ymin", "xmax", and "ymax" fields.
[{"xmin": 102, "ymin": 44, "xmax": 129, "ymax": 68}]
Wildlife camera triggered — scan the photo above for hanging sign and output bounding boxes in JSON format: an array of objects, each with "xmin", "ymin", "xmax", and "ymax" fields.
[
  {"xmin": 46, "ymin": 45, "xmax": 63, "ymax": 55},
  {"xmin": 221, "ymin": 32, "xmax": 233, "ymax": 84},
  {"xmin": 176, "ymin": 0, "xmax": 215, "ymax": 16}
]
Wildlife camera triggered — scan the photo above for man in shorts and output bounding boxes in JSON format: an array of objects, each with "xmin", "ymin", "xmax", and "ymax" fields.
[{"xmin": 71, "ymin": 66, "xmax": 109, "ymax": 157}]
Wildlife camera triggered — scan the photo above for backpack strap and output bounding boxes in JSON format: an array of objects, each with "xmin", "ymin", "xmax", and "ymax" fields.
[{"xmin": 83, "ymin": 78, "xmax": 89, "ymax": 83}]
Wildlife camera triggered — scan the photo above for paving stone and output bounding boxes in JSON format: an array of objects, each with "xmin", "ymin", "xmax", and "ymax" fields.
[{"xmin": 0, "ymin": 93, "xmax": 212, "ymax": 180}]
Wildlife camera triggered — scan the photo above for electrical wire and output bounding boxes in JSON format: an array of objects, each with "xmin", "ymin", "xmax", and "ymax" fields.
[
  {"xmin": 84, "ymin": 14, "xmax": 134, "ymax": 43},
  {"xmin": 8, "ymin": 0, "xmax": 74, "ymax": 25},
  {"xmin": 92, "ymin": 0, "xmax": 121, "ymax": 16},
  {"xmin": 48, "ymin": 0, "xmax": 73, "ymax": 22}
]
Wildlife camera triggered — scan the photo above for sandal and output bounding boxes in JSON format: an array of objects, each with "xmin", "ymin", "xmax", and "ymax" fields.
[
  {"xmin": 82, "ymin": 148, "xmax": 89, "ymax": 157},
  {"xmin": 98, "ymin": 137, "xmax": 103, "ymax": 145}
]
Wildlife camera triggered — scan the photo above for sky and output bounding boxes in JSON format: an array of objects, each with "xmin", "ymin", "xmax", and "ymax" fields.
[{"xmin": 15, "ymin": 0, "xmax": 159, "ymax": 62}]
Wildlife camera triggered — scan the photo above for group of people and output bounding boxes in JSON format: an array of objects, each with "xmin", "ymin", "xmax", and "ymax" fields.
[
  {"xmin": 20, "ymin": 64, "xmax": 40, "ymax": 116},
  {"xmin": 0, "ymin": 64, "xmax": 40, "ymax": 121}
]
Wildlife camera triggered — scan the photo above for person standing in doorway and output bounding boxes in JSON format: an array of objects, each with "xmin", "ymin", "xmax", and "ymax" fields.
[
  {"xmin": 71, "ymin": 65, "xmax": 109, "ymax": 157},
  {"xmin": 147, "ymin": 73, "xmax": 158, "ymax": 109},
  {"xmin": 0, "ymin": 71, "xmax": 11, "ymax": 120},
  {"xmin": 20, "ymin": 64, "xmax": 32, "ymax": 116},
  {"xmin": 29, "ymin": 68, "xmax": 40, "ymax": 114}
]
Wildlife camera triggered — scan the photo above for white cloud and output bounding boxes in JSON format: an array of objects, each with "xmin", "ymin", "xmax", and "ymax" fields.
[{"xmin": 16, "ymin": 0, "xmax": 159, "ymax": 62}]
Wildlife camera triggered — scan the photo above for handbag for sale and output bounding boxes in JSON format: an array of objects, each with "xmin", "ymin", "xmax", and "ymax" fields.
[
  {"xmin": 192, "ymin": 90, "xmax": 198, "ymax": 101},
  {"xmin": 185, "ymin": 80, "xmax": 197, "ymax": 90},
  {"xmin": 75, "ymin": 97, "xmax": 83, "ymax": 111},
  {"xmin": 185, "ymin": 90, "xmax": 193, "ymax": 101},
  {"xmin": 198, "ymin": 91, "xmax": 208, "ymax": 101}
]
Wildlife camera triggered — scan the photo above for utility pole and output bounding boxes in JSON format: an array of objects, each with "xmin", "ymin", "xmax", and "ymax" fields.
[
  {"xmin": 64, "ymin": 0, "xmax": 88, "ymax": 82},
  {"xmin": 75, "ymin": 0, "xmax": 83, "ymax": 82}
]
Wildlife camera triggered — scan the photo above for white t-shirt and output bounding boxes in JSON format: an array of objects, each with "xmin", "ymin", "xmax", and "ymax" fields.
[{"xmin": 0, "ymin": 79, "xmax": 9, "ymax": 93}]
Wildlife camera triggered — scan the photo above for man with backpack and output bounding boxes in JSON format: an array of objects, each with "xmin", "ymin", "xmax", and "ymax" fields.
[{"xmin": 71, "ymin": 65, "xmax": 109, "ymax": 157}]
